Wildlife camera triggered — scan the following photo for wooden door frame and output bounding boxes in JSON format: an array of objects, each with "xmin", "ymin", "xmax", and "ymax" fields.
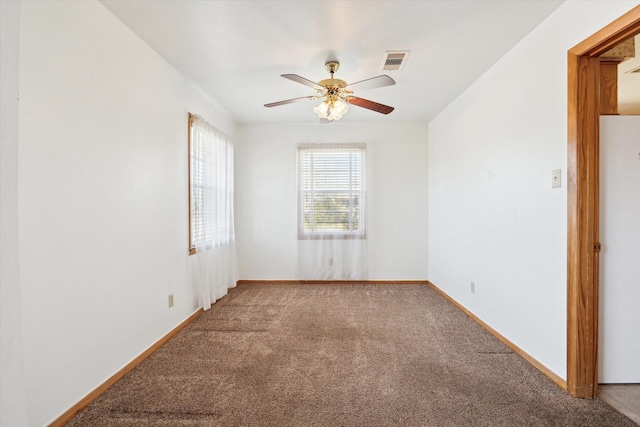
[{"xmin": 567, "ymin": 5, "xmax": 640, "ymax": 398}]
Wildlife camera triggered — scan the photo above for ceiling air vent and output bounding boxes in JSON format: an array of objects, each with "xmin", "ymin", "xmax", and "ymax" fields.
[{"xmin": 381, "ymin": 51, "xmax": 410, "ymax": 72}]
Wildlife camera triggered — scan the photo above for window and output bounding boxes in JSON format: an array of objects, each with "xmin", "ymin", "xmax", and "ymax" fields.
[
  {"xmin": 297, "ymin": 143, "xmax": 366, "ymax": 238},
  {"xmin": 188, "ymin": 113, "xmax": 234, "ymax": 254}
]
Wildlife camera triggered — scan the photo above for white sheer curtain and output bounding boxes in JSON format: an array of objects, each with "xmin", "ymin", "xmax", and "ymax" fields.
[
  {"xmin": 296, "ymin": 143, "xmax": 368, "ymax": 280},
  {"xmin": 298, "ymin": 236, "xmax": 368, "ymax": 280},
  {"xmin": 190, "ymin": 115, "xmax": 236, "ymax": 310}
]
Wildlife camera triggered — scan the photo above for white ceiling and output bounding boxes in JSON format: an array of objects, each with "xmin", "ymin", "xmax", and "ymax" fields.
[{"xmin": 100, "ymin": 0, "xmax": 564, "ymax": 124}]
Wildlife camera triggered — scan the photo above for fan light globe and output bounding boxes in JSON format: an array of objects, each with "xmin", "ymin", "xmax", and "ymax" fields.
[
  {"xmin": 313, "ymin": 100, "xmax": 330, "ymax": 118},
  {"xmin": 328, "ymin": 99, "xmax": 348, "ymax": 121}
]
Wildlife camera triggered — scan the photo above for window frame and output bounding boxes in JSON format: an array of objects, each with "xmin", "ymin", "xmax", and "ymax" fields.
[
  {"xmin": 188, "ymin": 114, "xmax": 196, "ymax": 254},
  {"xmin": 188, "ymin": 113, "xmax": 200, "ymax": 254},
  {"xmin": 297, "ymin": 143, "xmax": 366, "ymax": 240}
]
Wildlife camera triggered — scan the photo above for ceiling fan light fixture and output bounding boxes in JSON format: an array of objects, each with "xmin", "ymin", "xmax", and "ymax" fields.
[
  {"xmin": 266, "ymin": 60, "xmax": 395, "ymax": 120},
  {"xmin": 314, "ymin": 97, "xmax": 348, "ymax": 121}
]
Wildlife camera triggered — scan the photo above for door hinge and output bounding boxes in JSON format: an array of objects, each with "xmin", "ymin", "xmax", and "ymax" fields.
[{"xmin": 594, "ymin": 242, "xmax": 601, "ymax": 253}]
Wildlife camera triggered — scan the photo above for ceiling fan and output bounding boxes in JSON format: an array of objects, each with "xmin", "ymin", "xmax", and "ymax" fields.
[{"xmin": 264, "ymin": 61, "xmax": 395, "ymax": 121}]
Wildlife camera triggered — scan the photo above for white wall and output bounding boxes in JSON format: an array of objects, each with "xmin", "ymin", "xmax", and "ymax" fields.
[
  {"xmin": 599, "ymin": 116, "xmax": 640, "ymax": 383},
  {"xmin": 1, "ymin": 1, "xmax": 30, "ymax": 425},
  {"xmin": 18, "ymin": 2, "xmax": 236, "ymax": 425},
  {"xmin": 236, "ymin": 123, "xmax": 428, "ymax": 281},
  {"xmin": 618, "ymin": 34, "xmax": 640, "ymax": 115},
  {"xmin": 428, "ymin": 0, "xmax": 640, "ymax": 380}
]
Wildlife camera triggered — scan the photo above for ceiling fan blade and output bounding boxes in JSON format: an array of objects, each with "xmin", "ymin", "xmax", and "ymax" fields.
[
  {"xmin": 347, "ymin": 97, "xmax": 394, "ymax": 115},
  {"xmin": 264, "ymin": 96, "xmax": 315, "ymax": 108},
  {"xmin": 346, "ymin": 75, "xmax": 395, "ymax": 92},
  {"xmin": 281, "ymin": 74, "xmax": 324, "ymax": 90}
]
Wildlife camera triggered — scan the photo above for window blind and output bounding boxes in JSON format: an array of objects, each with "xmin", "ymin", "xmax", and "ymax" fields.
[
  {"xmin": 298, "ymin": 143, "xmax": 366, "ymax": 238},
  {"xmin": 189, "ymin": 114, "xmax": 234, "ymax": 252}
]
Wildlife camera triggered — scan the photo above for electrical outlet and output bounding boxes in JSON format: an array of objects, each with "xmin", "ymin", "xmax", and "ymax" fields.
[
  {"xmin": 552, "ymin": 169, "xmax": 562, "ymax": 188},
  {"xmin": 168, "ymin": 294, "xmax": 174, "ymax": 308},
  {"xmin": 470, "ymin": 281, "xmax": 475, "ymax": 294}
]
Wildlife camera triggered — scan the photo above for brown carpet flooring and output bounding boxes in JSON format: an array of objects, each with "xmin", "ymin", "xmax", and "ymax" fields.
[{"xmin": 66, "ymin": 283, "xmax": 635, "ymax": 426}]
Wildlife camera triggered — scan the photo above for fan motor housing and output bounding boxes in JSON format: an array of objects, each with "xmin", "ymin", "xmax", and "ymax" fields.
[{"xmin": 318, "ymin": 78, "xmax": 347, "ymax": 90}]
